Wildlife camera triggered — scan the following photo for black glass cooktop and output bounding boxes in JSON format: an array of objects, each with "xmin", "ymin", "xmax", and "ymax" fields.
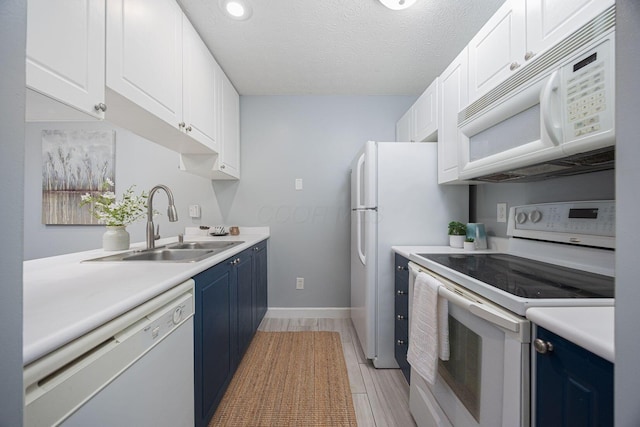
[{"xmin": 419, "ymin": 253, "xmax": 614, "ymax": 299}]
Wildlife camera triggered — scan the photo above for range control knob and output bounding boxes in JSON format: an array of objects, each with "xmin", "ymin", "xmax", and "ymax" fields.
[
  {"xmin": 529, "ymin": 210, "xmax": 542, "ymax": 223},
  {"xmin": 516, "ymin": 212, "xmax": 528, "ymax": 224}
]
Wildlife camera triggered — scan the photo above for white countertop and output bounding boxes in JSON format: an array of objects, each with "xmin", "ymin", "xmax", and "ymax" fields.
[
  {"xmin": 23, "ymin": 227, "xmax": 269, "ymax": 366},
  {"xmin": 526, "ymin": 306, "xmax": 614, "ymax": 362}
]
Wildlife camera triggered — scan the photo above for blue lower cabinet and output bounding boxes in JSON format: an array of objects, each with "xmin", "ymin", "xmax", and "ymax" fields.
[
  {"xmin": 193, "ymin": 240, "xmax": 269, "ymax": 427},
  {"xmin": 394, "ymin": 254, "xmax": 410, "ymax": 383},
  {"xmin": 252, "ymin": 241, "xmax": 268, "ymax": 330},
  {"xmin": 194, "ymin": 261, "xmax": 237, "ymax": 427},
  {"xmin": 534, "ymin": 326, "xmax": 613, "ymax": 427}
]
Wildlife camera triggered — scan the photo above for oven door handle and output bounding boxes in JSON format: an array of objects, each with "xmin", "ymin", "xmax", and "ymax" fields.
[{"xmin": 438, "ymin": 286, "xmax": 520, "ymax": 333}]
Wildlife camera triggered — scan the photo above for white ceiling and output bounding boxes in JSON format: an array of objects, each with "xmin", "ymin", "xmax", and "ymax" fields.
[{"xmin": 178, "ymin": 0, "xmax": 505, "ymax": 95}]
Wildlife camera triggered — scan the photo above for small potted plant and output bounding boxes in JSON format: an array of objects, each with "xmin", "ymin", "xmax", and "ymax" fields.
[
  {"xmin": 464, "ymin": 237, "xmax": 475, "ymax": 251},
  {"xmin": 448, "ymin": 221, "xmax": 467, "ymax": 248},
  {"xmin": 80, "ymin": 179, "xmax": 148, "ymax": 251}
]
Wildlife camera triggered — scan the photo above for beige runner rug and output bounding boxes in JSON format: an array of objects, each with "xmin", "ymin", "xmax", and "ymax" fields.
[{"xmin": 209, "ymin": 331, "xmax": 357, "ymax": 426}]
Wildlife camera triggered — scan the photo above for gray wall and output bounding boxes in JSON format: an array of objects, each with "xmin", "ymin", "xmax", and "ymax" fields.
[
  {"xmin": 230, "ymin": 96, "xmax": 414, "ymax": 308},
  {"xmin": 24, "ymin": 122, "xmax": 230, "ymax": 260},
  {"xmin": 616, "ymin": 1, "xmax": 640, "ymax": 425},
  {"xmin": 474, "ymin": 169, "xmax": 614, "ymax": 236},
  {"xmin": 24, "ymin": 96, "xmax": 415, "ymax": 311},
  {"xmin": 0, "ymin": 0, "xmax": 25, "ymax": 425}
]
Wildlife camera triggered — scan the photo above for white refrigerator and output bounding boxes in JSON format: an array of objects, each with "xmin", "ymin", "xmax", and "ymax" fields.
[{"xmin": 350, "ymin": 141, "xmax": 468, "ymax": 368}]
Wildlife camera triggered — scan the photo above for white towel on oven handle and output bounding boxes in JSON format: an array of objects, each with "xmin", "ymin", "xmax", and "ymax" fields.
[{"xmin": 406, "ymin": 270, "xmax": 449, "ymax": 385}]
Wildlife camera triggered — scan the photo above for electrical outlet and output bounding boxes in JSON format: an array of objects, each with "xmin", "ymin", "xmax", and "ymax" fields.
[
  {"xmin": 497, "ymin": 203, "xmax": 507, "ymax": 223},
  {"xmin": 296, "ymin": 277, "xmax": 304, "ymax": 290},
  {"xmin": 295, "ymin": 178, "xmax": 303, "ymax": 190}
]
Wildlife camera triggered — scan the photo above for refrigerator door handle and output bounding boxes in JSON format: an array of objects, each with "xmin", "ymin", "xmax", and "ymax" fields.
[
  {"xmin": 355, "ymin": 153, "xmax": 365, "ymax": 208},
  {"xmin": 356, "ymin": 210, "xmax": 366, "ymax": 266}
]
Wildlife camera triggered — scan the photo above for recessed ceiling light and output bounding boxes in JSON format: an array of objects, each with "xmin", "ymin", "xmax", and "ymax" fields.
[
  {"xmin": 219, "ymin": 0, "xmax": 253, "ymax": 20},
  {"xmin": 379, "ymin": 0, "xmax": 417, "ymax": 11}
]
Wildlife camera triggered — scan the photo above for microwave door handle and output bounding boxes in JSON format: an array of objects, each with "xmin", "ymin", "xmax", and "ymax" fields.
[
  {"xmin": 540, "ymin": 70, "xmax": 563, "ymax": 146},
  {"xmin": 438, "ymin": 286, "xmax": 520, "ymax": 333}
]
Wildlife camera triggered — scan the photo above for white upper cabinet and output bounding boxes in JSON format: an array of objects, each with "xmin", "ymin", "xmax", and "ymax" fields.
[
  {"xmin": 413, "ymin": 78, "xmax": 439, "ymax": 142},
  {"xmin": 215, "ymin": 72, "xmax": 240, "ymax": 179},
  {"xmin": 394, "ymin": 79, "xmax": 439, "ymax": 142},
  {"xmin": 468, "ymin": 0, "xmax": 526, "ymax": 103},
  {"xmin": 180, "ymin": 65, "xmax": 240, "ymax": 180},
  {"xmin": 26, "ymin": 0, "xmax": 106, "ymax": 121},
  {"xmin": 106, "ymin": 0, "xmax": 183, "ymax": 131},
  {"xmin": 182, "ymin": 15, "xmax": 219, "ymax": 153},
  {"xmin": 468, "ymin": 0, "xmax": 614, "ymax": 103},
  {"xmin": 395, "ymin": 109, "xmax": 412, "ymax": 142},
  {"xmin": 526, "ymin": 0, "xmax": 615, "ymax": 55},
  {"xmin": 438, "ymin": 48, "xmax": 469, "ymax": 185}
]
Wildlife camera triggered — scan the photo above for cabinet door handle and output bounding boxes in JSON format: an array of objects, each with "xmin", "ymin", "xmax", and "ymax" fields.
[
  {"xmin": 524, "ymin": 51, "xmax": 535, "ymax": 61},
  {"xmin": 397, "ymin": 339, "xmax": 406, "ymax": 346},
  {"xmin": 396, "ymin": 265, "xmax": 407, "ymax": 271},
  {"xmin": 397, "ymin": 290, "xmax": 407, "ymax": 295},
  {"xmin": 534, "ymin": 338, "xmax": 554, "ymax": 354},
  {"xmin": 509, "ymin": 62, "xmax": 520, "ymax": 71},
  {"xmin": 397, "ymin": 314, "xmax": 406, "ymax": 320},
  {"xmin": 178, "ymin": 122, "xmax": 186, "ymax": 129},
  {"xmin": 185, "ymin": 125, "xmax": 192, "ymax": 132},
  {"xmin": 221, "ymin": 165, "xmax": 226, "ymax": 169},
  {"xmin": 94, "ymin": 103, "xmax": 107, "ymax": 112}
]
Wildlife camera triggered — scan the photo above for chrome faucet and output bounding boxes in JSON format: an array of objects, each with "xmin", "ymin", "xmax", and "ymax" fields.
[{"xmin": 146, "ymin": 185, "xmax": 178, "ymax": 249}]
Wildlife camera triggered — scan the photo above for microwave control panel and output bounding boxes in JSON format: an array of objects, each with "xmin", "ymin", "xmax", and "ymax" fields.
[{"xmin": 562, "ymin": 37, "xmax": 614, "ymax": 142}]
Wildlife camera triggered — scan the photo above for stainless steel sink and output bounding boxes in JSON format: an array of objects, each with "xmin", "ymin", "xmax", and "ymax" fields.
[
  {"xmin": 165, "ymin": 241, "xmax": 243, "ymax": 250},
  {"xmin": 82, "ymin": 241, "xmax": 244, "ymax": 263}
]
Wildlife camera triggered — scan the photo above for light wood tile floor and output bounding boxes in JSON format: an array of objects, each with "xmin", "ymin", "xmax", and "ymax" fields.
[{"xmin": 258, "ymin": 317, "xmax": 417, "ymax": 427}]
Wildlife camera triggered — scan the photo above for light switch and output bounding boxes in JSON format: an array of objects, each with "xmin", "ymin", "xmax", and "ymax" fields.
[
  {"xmin": 295, "ymin": 178, "xmax": 303, "ymax": 190},
  {"xmin": 189, "ymin": 204, "xmax": 201, "ymax": 218}
]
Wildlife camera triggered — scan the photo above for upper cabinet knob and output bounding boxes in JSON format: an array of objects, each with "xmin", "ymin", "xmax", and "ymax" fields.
[
  {"xmin": 524, "ymin": 51, "xmax": 535, "ymax": 61},
  {"xmin": 185, "ymin": 125, "xmax": 192, "ymax": 132},
  {"xmin": 509, "ymin": 62, "xmax": 521, "ymax": 71},
  {"xmin": 94, "ymin": 103, "xmax": 107, "ymax": 112},
  {"xmin": 178, "ymin": 122, "xmax": 186, "ymax": 128}
]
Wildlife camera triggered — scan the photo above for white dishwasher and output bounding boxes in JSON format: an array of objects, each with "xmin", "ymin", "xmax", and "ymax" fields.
[{"xmin": 24, "ymin": 280, "xmax": 195, "ymax": 427}]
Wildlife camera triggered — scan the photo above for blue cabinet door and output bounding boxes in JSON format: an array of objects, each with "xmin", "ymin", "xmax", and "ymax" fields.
[
  {"xmin": 193, "ymin": 260, "xmax": 237, "ymax": 427},
  {"xmin": 252, "ymin": 241, "xmax": 268, "ymax": 330},
  {"xmin": 236, "ymin": 249, "xmax": 254, "ymax": 358},
  {"xmin": 535, "ymin": 326, "xmax": 613, "ymax": 427},
  {"xmin": 394, "ymin": 254, "xmax": 411, "ymax": 383}
]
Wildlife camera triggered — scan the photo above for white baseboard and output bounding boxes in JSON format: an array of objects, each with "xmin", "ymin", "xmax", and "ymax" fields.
[{"xmin": 265, "ymin": 307, "xmax": 351, "ymax": 319}]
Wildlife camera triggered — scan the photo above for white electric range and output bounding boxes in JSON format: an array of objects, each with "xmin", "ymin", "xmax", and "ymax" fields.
[{"xmin": 406, "ymin": 200, "xmax": 615, "ymax": 427}]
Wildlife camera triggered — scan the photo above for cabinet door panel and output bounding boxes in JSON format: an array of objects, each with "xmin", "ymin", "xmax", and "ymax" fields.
[
  {"xmin": 253, "ymin": 243, "xmax": 268, "ymax": 329},
  {"xmin": 468, "ymin": 0, "xmax": 525, "ymax": 102},
  {"xmin": 194, "ymin": 263, "xmax": 236, "ymax": 427},
  {"xmin": 535, "ymin": 327, "xmax": 613, "ymax": 427},
  {"xmin": 236, "ymin": 253, "xmax": 254, "ymax": 357},
  {"xmin": 396, "ymin": 109, "xmax": 413, "ymax": 142},
  {"xmin": 26, "ymin": 0, "xmax": 105, "ymax": 118},
  {"xmin": 414, "ymin": 79, "xmax": 438, "ymax": 142},
  {"xmin": 183, "ymin": 16, "xmax": 219, "ymax": 152},
  {"xmin": 106, "ymin": 0, "xmax": 183, "ymax": 127},
  {"xmin": 526, "ymin": 0, "xmax": 614, "ymax": 57},
  {"xmin": 219, "ymin": 73, "xmax": 240, "ymax": 178},
  {"xmin": 438, "ymin": 47, "xmax": 468, "ymax": 184}
]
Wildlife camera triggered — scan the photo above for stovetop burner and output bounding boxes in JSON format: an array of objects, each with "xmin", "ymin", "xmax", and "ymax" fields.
[{"xmin": 418, "ymin": 253, "xmax": 614, "ymax": 299}]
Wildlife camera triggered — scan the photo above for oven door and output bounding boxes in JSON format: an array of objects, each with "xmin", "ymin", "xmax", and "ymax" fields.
[{"xmin": 409, "ymin": 266, "xmax": 531, "ymax": 427}]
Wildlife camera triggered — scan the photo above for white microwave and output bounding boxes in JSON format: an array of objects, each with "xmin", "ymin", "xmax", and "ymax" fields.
[{"xmin": 457, "ymin": 25, "xmax": 615, "ymax": 182}]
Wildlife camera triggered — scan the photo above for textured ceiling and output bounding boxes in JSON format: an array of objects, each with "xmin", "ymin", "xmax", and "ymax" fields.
[{"xmin": 177, "ymin": 0, "xmax": 505, "ymax": 95}]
